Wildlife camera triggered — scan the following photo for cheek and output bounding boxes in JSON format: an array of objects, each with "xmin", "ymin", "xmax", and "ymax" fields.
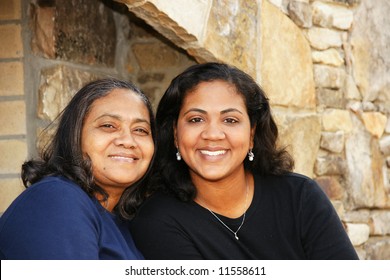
[
  {"xmin": 176, "ymin": 124, "xmax": 197, "ymax": 144},
  {"xmin": 177, "ymin": 133, "xmax": 193, "ymax": 148},
  {"xmin": 146, "ymin": 143, "xmax": 155, "ymax": 159},
  {"xmin": 139, "ymin": 138, "xmax": 154, "ymax": 158}
]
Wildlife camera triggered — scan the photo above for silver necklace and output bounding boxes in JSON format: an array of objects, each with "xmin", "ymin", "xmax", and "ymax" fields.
[{"xmin": 200, "ymin": 176, "xmax": 249, "ymax": 241}]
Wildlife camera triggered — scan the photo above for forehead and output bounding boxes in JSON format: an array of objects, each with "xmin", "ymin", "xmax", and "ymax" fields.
[
  {"xmin": 182, "ymin": 80, "xmax": 246, "ymax": 107},
  {"xmin": 87, "ymin": 88, "xmax": 149, "ymax": 117}
]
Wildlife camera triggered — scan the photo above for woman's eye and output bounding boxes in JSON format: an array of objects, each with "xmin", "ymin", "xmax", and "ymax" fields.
[
  {"xmin": 189, "ymin": 117, "xmax": 203, "ymax": 123},
  {"xmin": 134, "ymin": 128, "xmax": 150, "ymax": 135},
  {"xmin": 224, "ymin": 118, "xmax": 238, "ymax": 124},
  {"xmin": 100, "ymin": 124, "xmax": 116, "ymax": 129}
]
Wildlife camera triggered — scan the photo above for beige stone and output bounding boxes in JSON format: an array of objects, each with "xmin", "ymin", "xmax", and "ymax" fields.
[
  {"xmin": 30, "ymin": 5, "xmax": 56, "ymax": 58},
  {"xmin": 343, "ymin": 210, "xmax": 371, "ymax": 223},
  {"xmin": 351, "ymin": 0, "xmax": 390, "ymax": 103},
  {"xmin": 0, "ymin": 62, "xmax": 24, "ymax": 96},
  {"xmin": 312, "ymin": 48, "xmax": 344, "ymax": 67},
  {"xmin": 320, "ymin": 130, "xmax": 345, "ymax": 153},
  {"xmin": 312, "ymin": 1, "xmax": 353, "ymax": 30},
  {"xmin": 38, "ymin": 66, "xmax": 99, "ymax": 121},
  {"xmin": 121, "ymin": 0, "xmax": 211, "ymax": 43},
  {"xmin": 204, "ymin": 0, "xmax": 258, "ymax": 76},
  {"xmin": 361, "ymin": 112, "xmax": 387, "ymax": 138},
  {"xmin": 268, "ymin": 0, "xmax": 284, "ymax": 11},
  {"xmin": 379, "ymin": 136, "xmax": 390, "ymax": 156},
  {"xmin": 0, "ymin": 0, "xmax": 21, "ymax": 20},
  {"xmin": 316, "ymin": 88, "xmax": 344, "ymax": 109},
  {"xmin": 133, "ymin": 43, "xmax": 180, "ymax": 71},
  {"xmin": 369, "ymin": 211, "xmax": 390, "ymax": 236},
  {"xmin": 0, "ymin": 24, "xmax": 23, "ymax": 58},
  {"xmin": 119, "ymin": 0, "xmax": 259, "ymax": 73},
  {"xmin": 362, "ymin": 101, "xmax": 378, "ymax": 110},
  {"xmin": 0, "ymin": 101, "xmax": 26, "ymax": 135},
  {"xmin": 0, "ymin": 139, "xmax": 27, "ymax": 174},
  {"xmin": 346, "ymin": 223, "xmax": 370, "ymax": 246},
  {"xmin": 261, "ymin": 0, "xmax": 315, "ymax": 109},
  {"xmin": 345, "ymin": 115, "xmax": 389, "ymax": 208},
  {"xmin": 315, "ymin": 155, "xmax": 346, "ymax": 176},
  {"xmin": 120, "ymin": 0, "xmax": 202, "ymax": 60},
  {"xmin": 322, "ymin": 109, "xmax": 353, "ymax": 132},
  {"xmin": 0, "ymin": 178, "xmax": 24, "ymax": 213},
  {"xmin": 315, "ymin": 176, "xmax": 345, "ymax": 200},
  {"xmin": 274, "ymin": 111, "xmax": 321, "ymax": 177},
  {"xmin": 345, "ymin": 74, "xmax": 361, "ymax": 100},
  {"xmin": 314, "ymin": 64, "xmax": 345, "ymax": 89},
  {"xmin": 364, "ymin": 237, "xmax": 390, "ymax": 260},
  {"xmin": 306, "ymin": 27, "xmax": 343, "ymax": 50},
  {"xmin": 346, "ymin": 100, "xmax": 363, "ymax": 115},
  {"xmin": 385, "ymin": 118, "xmax": 390, "ymax": 134},
  {"xmin": 287, "ymin": 1, "xmax": 312, "ymax": 28}
]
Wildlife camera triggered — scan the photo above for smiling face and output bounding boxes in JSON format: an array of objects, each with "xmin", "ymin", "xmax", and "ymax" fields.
[
  {"xmin": 81, "ymin": 88, "xmax": 154, "ymax": 198},
  {"xmin": 175, "ymin": 80, "xmax": 255, "ymax": 185}
]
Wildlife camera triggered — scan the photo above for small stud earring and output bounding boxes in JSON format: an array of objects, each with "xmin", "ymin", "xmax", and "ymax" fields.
[
  {"xmin": 248, "ymin": 149, "xmax": 254, "ymax": 161},
  {"xmin": 176, "ymin": 150, "xmax": 182, "ymax": 161}
]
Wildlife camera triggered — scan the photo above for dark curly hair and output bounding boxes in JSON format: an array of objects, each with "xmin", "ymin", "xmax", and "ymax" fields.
[
  {"xmin": 22, "ymin": 78, "xmax": 156, "ymax": 220},
  {"xmin": 155, "ymin": 62, "xmax": 294, "ymax": 201}
]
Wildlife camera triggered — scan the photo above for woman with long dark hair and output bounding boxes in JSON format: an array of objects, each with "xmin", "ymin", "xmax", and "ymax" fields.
[
  {"xmin": 0, "ymin": 78, "xmax": 155, "ymax": 259},
  {"xmin": 130, "ymin": 62, "xmax": 358, "ymax": 260}
]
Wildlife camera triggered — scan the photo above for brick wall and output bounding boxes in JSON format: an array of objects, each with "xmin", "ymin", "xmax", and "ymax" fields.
[{"xmin": 0, "ymin": 0, "xmax": 26, "ymax": 213}]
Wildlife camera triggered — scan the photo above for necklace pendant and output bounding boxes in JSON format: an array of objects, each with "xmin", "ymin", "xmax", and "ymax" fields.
[{"xmin": 235, "ymin": 234, "xmax": 239, "ymax": 240}]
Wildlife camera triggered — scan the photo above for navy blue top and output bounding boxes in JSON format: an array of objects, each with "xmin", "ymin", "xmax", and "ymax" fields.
[{"xmin": 0, "ymin": 176, "xmax": 143, "ymax": 260}]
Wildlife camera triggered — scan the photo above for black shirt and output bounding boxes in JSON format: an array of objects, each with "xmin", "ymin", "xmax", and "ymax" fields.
[{"xmin": 130, "ymin": 173, "xmax": 358, "ymax": 260}]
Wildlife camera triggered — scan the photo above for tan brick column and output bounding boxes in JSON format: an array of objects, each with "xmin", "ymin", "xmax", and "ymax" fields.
[{"xmin": 0, "ymin": 0, "xmax": 27, "ymax": 213}]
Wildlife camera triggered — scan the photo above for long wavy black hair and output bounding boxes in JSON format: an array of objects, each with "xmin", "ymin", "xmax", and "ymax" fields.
[
  {"xmin": 22, "ymin": 78, "xmax": 156, "ymax": 220},
  {"xmin": 155, "ymin": 62, "xmax": 294, "ymax": 201}
]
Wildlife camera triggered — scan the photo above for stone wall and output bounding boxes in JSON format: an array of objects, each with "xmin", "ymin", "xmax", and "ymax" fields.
[
  {"xmin": 268, "ymin": 0, "xmax": 390, "ymax": 260},
  {"xmin": 0, "ymin": 0, "xmax": 195, "ymax": 212},
  {"xmin": 1, "ymin": 0, "xmax": 389, "ymax": 259},
  {"xmin": 117, "ymin": 0, "xmax": 390, "ymax": 259}
]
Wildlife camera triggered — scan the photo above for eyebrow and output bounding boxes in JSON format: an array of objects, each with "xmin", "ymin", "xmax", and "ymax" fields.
[
  {"xmin": 94, "ymin": 114, "xmax": 151, "ymax": 125},
  {"xmin": 183, "ymin": 108, "xmax": 243, "ymax": 116}
]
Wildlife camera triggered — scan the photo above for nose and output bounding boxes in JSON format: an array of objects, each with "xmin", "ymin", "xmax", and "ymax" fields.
[
  {"xmin": 114, "ymin": 129, "xmax": 137, "ymax": 148},
  {"xmin": 200, "ymin": 121, "xmax": 225, "ymax": 140}
]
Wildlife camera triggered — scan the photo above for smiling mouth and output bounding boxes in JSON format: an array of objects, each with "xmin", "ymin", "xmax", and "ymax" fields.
[
  {"xmin": 109, "ymin": 155, "xmax": 139, "ymax": 161},
  {"xmin": 199, "ymin": 150, "xmax": 227, "ymax": 156}
]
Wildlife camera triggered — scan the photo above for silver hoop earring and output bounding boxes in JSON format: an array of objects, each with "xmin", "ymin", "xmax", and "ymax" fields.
[
  {"xmin": 176, "ymin": 150, "xmax": 182, "ymax": 161},
  {"xmin": 248, "ymin": 149, "xmax": 254, "ymax": 161}
]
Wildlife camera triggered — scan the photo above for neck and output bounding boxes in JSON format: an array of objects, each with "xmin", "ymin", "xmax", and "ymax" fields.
[
  {"xmin": 194, "ymin": 170, "xmax": 253, "ymax": 218},
  {"xmin": 95, "ymin": 193, "xmax": 120, "ymax": 212}
]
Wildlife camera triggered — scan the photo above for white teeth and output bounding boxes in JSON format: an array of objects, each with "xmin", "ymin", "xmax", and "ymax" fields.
[
  {"xmin": 110, "ymin": 156, "xmax": 135, "ymax": 160},
  {"xmin": 200, "ymin": 150, "xmax": 226, "ymax": 156}
]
